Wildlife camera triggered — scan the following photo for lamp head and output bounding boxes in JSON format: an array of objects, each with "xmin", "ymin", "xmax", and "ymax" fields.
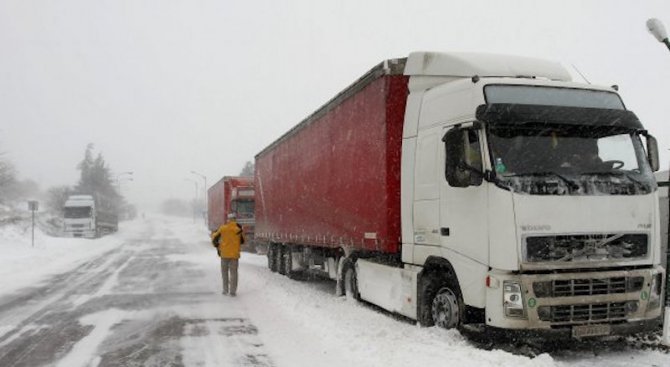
[{"xmin": 647, "ymin": 18, "xmax": 668, "ymax": 42}]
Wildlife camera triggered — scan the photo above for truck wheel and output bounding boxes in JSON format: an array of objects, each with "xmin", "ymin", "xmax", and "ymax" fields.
[
  {"xmin": 282, "ymin": 245, "xmax": 293, "ymax": 277},
  {"xmin": 341, "ymin": 258, "xmax": 360, "ymax": 301},
  {"xmin": 277, "ymin": 245, "xmax": 287, "ymax": 275},
  {"xmin": 431, "ymin": 286, "xmax": 461, "ymax": 329},
  {"xmin": 268, "ymin": 244, "xmax": 278, "ymax": 272},
  {"xmin": 275, "ymin": 245, "xmax": 284, "ymax": 274},
  {"xmin": 418, "ymin": 273, "xmax": 463, "ymax": 329}
]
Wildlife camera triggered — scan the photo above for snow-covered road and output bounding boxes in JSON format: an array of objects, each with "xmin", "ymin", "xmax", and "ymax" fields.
[{"xmin": 0, "ymin": 215, "xmax": 668, "ymax": 366}]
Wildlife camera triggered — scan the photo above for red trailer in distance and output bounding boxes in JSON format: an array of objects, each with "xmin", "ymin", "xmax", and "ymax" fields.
[{"xmin": 207, "ymin": 176, "xmax": 256, "ymax": 251}]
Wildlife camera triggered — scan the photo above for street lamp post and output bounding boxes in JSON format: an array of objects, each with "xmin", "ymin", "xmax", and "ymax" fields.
[
  {"xmin": 190, "ymin": 170, "xmax": 208, "ymax": 226},
  {"xmin": 647, "ymin": 17, "xmax": 670, "ymax": 346}
]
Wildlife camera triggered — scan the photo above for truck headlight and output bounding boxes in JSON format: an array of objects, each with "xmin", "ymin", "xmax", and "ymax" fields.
[
  {"xmin": 503, "ymin": 281, "xmax": 526, "ymax": 318},
  {"xmin": 648, "ymin": 273, "xmax": 663, "ymax": 310}
]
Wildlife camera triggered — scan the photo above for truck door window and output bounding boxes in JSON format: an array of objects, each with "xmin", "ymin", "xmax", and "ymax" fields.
[{"xmin": 444, "ymin": 128, "xmax": 483, "ymax": 187}]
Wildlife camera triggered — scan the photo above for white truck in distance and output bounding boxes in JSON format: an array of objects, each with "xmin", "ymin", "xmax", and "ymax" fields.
[
  {"xmin": 63, "ymin": 195, "xmax": 118, "ymax": 238},
  {"xmin": 258, "ymin": 51, "xmax": 665, "ymax": 339}
]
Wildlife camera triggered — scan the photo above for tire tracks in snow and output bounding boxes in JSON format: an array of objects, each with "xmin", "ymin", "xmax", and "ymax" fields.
[
  {"xmin": 0, "ymin": 243, "xmax": 135, "ymax": 366},
  {"xmin": 0, "ymin": 219, "xmax": 277, "ymax": 367}
]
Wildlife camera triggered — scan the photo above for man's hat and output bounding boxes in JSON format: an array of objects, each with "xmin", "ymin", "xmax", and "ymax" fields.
[{"xmin": 227, "ymin": 213, "xmax": 237, "ymax": 220}]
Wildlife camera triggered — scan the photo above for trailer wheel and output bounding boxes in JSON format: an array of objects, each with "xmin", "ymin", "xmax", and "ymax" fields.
[
  {"xmin": 342, "ymin": 258, "xmax": 360, "ymax": 301},
  {"xmin": 277, "ymin": 245, "xmax": 287, "ymax": 275},
  {"xmin": 282, "ymin": 245, "xmax": 293, "ymax": 277},
  {"xmin": 268, "ymin": 244, "xmax": 278, "ymax": 272}
]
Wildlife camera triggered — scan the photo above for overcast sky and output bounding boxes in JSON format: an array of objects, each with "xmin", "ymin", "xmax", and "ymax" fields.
[{"xmin": 2, "ymin": 0, "xmax": 670, "ymax": 210}]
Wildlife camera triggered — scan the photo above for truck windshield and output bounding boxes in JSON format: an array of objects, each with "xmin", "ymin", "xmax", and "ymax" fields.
[
  {"xmin": 488, "ymin": 125, "xmax": 655, "ymax": 195},
  {"xmin": 233, "ymin": 200, "xmax": 255, "ymax": 219},
  {"xmin": 64, "ymin": 206, "xmax": 92, "ymax": 218}
]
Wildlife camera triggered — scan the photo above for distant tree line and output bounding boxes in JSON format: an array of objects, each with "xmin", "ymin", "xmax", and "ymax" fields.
[
  {"xmin": 0, "ymin": 149, "xmax": 40, "ymax": 206},
  {"xmin": 0, "ymin": 143, "xmax": 136, "ymax": 221}
]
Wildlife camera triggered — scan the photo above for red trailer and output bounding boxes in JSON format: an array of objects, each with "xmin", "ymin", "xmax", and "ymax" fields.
[
  {"xmin": 255, "ymin": 60, "xmax": 408, "ymax": 275},
  {"xmin": 207, "ymin": 176, "xmax": 256, "ymax": 249}
]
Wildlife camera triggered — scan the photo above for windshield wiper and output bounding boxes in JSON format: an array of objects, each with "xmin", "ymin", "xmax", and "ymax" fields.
[
  {"xmin": 502, "ymin": 171, "xmax": 580, "ymax": 191},
  {"xmin": 556, "ymin": 234, "xmax": 625, "ymax": 262}
]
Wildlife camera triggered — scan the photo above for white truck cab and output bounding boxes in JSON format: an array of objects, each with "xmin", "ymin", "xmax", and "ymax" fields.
[
  {"xmin": 359, "ymin": 52, "xmax": 663, "ymax": 338},
  {"xmin": 63, "ymin": 195, "xmax": 97, "ymax": 238}
]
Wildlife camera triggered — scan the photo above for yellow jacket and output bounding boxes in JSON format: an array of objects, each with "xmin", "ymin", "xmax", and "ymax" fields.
[{"xmin": 211, "ymin": 220, "xmax": 244, "ymax": 259}]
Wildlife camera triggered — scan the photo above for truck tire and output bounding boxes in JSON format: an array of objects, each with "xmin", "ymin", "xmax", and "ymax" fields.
[
  {"xmin": 277, "ymin": 245, "xmax": 287, "ymax": 275},
  {"xmin": 341, "ymin": 258, "xmax": 360, "ymax": 301},
  {"xmin": 419, "ymin": 273, "xmax": 463, "ymax": 329},
  {"xmin": 268, "ymin": 244, "xmax": 278, "ymax": 272},
  {"xmin": 275, "ymin": 245, "xmax": 284, "ymax": 274},
  {"xmin": 282, "ymin": 245, "xmax": 293, "ymax": 277},
  {"xmin": 431, "ymin": 286, "xmax": 461, "ymax": 329}
]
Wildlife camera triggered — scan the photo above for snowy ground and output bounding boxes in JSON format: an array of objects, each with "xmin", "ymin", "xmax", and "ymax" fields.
[{"xmin": 0, "ymin": 215, "xmax": 668, "ymax": 367}]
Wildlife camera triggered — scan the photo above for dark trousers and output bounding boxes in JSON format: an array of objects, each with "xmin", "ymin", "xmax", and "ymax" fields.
[{"xmin": 221, "ymin": 258, "xmax": 239, "ymax": 295}]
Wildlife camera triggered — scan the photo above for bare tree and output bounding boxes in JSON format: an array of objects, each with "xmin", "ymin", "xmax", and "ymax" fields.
[
  {"xmin": 46, "ymin": 185, "xmax": 73, "ymax": 215},
  {"xmin": 0, "ymin": 152, "xmax": 17, "ymax": 204}
]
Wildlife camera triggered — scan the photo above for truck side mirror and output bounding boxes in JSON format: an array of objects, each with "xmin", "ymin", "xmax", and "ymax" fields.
[
  {"xmin": 444, "ymin": 128, "xmax": 484, "ymax": 187},
  {"xmin": 645, "ymin": 134, "xmax": 660, "ymax": 172}
]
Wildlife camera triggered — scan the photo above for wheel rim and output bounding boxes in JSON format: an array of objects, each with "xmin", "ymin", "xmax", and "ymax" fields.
[{"xmin": 431, "ymin": 287, "xmax": 460, "ymax": 329}]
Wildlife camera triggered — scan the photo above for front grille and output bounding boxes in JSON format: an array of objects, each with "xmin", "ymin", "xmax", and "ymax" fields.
[
  {"xmin": 533, "ymin": 276, "xmax": 643, "ymax": 298},
  {"xmin": 525, "ymin": 233, "xmax": 648, "ymax": 263},
  {"xmin": 69, "ymin": 224, "xmax": 85, "ymax": 228},
  {"xmin": 538, "ymin": 302, "xmax": 634, "ymax": 324}
]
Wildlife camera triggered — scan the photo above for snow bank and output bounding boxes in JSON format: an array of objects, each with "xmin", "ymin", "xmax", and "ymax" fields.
[
  {"xmin": 0, "ymin": 218, "xmax": 139, "ymax": 296},
  {"xmin": 232, "ymin": 254, "xmax": 548, "ymax": 367},
  {"xmin": 154, "ymin": 214, "xmax": 667, "ymax": 367}
]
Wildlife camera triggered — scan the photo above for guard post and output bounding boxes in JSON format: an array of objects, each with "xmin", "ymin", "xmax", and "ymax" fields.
[{"xmin": 28, "ymin": 200, "xmax": 38, "ymax": 248}]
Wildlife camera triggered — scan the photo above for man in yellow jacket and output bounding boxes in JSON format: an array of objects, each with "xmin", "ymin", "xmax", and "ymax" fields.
[{"xmin": 211, "ymin": 213, "xmax": 244, "ymax": 296}]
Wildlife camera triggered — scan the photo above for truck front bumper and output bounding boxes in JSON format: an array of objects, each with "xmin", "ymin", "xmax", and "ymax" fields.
[
  {"xmin": 65, "ymin": 229, "xmax": 96, "ymax": 238},
  {"xmin": 485, "ymin": 266, "xmax": 665, "ymax": 336},
  {"xmin": 478, "ymin": 317, "xmax": 660, "ymax": 341}
]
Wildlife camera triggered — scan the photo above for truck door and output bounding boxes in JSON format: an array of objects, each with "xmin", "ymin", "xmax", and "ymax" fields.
[
  {"xmin": 413, "ymin": 127, "xmax": 442, "ymax": 250},
  {"xmin": 439, "ymin": 124, "xmax": 489, "ymax": 265}
]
